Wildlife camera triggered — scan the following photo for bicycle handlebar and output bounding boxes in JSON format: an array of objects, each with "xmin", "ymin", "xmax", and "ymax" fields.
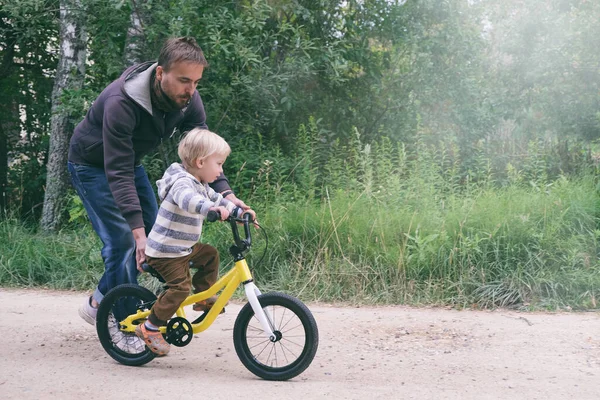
[
  {"xmin": 207, "ymin": 208, "xmax": 253, "ymax": 252},
  {"xmin": 206, "ymin": 210, "xmax": 220, "ymax": 223},
  {"xmin": 142, "ymin": 208, "xmax": 253, "ymax": 277}
]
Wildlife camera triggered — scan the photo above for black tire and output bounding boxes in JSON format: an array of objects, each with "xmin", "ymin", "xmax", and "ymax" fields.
[
  {"xmin": 96, "ymin": 284, "xmax": 157, "ymax": 366},
  {"xmin": 233, "ymin": 292, "xmax": 318, "ymax": 380}
]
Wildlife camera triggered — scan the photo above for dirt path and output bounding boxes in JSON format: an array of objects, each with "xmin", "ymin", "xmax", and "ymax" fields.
[{"xmin": 0, "ymin": 288, "xmax": 598, "ymax": 399}]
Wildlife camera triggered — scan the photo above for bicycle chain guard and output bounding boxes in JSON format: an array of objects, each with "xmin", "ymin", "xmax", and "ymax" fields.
[{"xmin": 165, "ymin": 317, "xmax": 193, "ymax": 347}]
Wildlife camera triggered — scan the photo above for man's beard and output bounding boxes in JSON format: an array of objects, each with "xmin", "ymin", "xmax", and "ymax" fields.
[
  {"xmin": 159, "ymin": 81, "xmax": 190, "ymax": 109},
  {"xmin": 152, "ymin": 75, "xmax": 190, "ymax": 112}
]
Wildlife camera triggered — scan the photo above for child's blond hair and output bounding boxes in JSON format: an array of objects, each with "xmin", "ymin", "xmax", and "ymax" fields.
[{"xmin": 178, "ymin": 128, "xmax": 231, "ymax": 167}]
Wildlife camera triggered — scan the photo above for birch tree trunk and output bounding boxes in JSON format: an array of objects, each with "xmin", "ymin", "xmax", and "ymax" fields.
[
  {"xmin": 124, "ymin": 0, "xmax": 176, "ymax": 166},
  {"xmin": 123, "ymin": 0, "xmax": 146, "ymax": 66},
  {"xmin": 0, "ymin": 32, "xmax": 17, "ymax": 215},
  {"xmin": 40, "ymin": 0, "xmax": 87, "ymax": 232},
  {"xmin": 0, "ymin": 99, "xmax": 18, "ymax": 214},
  {"xmin": 0, "ymin": 125, "xmax": 5, "ymax": 213}
]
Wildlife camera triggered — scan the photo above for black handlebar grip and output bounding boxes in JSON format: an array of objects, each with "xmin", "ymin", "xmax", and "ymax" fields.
[
  {"xmin": 207, "ymin": 210, "xmax": 220, "ymax": 222},
  {"xmin": 141, "ymin": 262, "xmax": 151, "ymax": 272}
]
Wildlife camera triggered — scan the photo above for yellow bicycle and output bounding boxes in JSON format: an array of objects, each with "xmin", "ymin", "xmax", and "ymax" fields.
[{"xmin": 96, "ymin": 212, "xmax": 318, "ymax": 381}]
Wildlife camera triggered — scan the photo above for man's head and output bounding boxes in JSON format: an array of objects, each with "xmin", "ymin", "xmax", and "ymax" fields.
[
  {"xmin": 155, "ymin": 37, "xmax": 208, "ymax": 109},
  {"xmin": 178, "ymin": 128, "xmax": 231, "ymax": 183}
]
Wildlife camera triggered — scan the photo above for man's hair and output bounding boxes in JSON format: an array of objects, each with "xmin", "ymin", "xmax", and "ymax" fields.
[
  {"xmin": 158, "ymin": 37, "xmax": 208, "ymax": 71},
  {"xmin": 178, "ymin": 128, "xmax": 230, "ymax": 167}
]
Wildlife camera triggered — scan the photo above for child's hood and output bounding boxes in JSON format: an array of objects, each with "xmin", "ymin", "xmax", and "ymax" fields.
[{"xmin": 156, "ymin": 163, "xmax": 197, "ymax": 201}]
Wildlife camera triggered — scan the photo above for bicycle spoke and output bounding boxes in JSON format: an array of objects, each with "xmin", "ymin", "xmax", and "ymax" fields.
[
  {"xmin": 280, "ymin": 320, "xmax": 303, "ymax": 333},
  {"xmin": 276, "ymin": 342, "xmax": 294, "ymax": 364},
  {"xmin": 247, "ymin": 323, "xmax": 264, "ymax": 333},
  {"xmin": 254, "ymin": 341, "xmax": 274, "ymax": 361},
  {"xmin": 280, "ymin": 337, "xmax": 305, "ymax": 349},
  {"xmin": 277, "ymin": 309, "xmax": 294, "ymax": 331},
  {"xmin": 248, "ymin": 338, "xmax": 271, "ymax": 349},
  {"xmin": 245, "ymin": 318, "xmax": 307, "ymax": 367},
  {"xmin": 265, "ymin": 341, "xmax": 277, "ymax": 366}
]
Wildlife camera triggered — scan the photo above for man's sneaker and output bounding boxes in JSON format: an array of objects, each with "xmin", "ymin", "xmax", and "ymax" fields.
[
  {"xmin": 135, "ymin": 323, "xmax": 170, "ymax": 356},
  {"xmin": 107, "ymin": 314, "xmax": 120, "ymax": 336},
  {"xmin": 108, "ymin": 314, "xmax": 146, "ymax": 354},
  {"xmin": 116, "ymin": 334, "xmax": 146, "ymax": 354},
  {"xmin": 79, "ymin": 296, "xmax": 97, "ymax": 325}
]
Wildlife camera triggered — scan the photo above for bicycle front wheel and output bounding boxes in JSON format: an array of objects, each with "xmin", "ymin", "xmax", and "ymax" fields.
[
  {"xmin": 96, "ymin": 284, "xmax": 156, "ymax": 366},
  {"xmin": 233, "ymin": 292, "xmax": 319, "ymax": 381}
]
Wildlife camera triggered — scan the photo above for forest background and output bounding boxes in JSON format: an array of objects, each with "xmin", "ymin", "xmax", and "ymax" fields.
[{"xmin": 1, "ymin": 0, "xmax": 599, "ymax": 310}]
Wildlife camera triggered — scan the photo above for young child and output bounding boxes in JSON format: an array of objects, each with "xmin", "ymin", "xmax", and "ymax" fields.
[{"xmin": 136, "ymin": 128, "xmax": 254, "ymax": 356}]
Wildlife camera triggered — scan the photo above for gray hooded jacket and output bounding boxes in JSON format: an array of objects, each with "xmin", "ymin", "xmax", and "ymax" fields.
[
  {"xmin": 68, "ymin": 62, "xmax": 230, "ymax": 230},
  {"xmin": 145, "ymin": 163, "xmax": 235, "ymax": 258}
]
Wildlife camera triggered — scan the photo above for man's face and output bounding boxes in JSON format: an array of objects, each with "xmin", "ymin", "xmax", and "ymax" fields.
[{"xmin": 156, "ymin": 61, "xmax": 204, "ymax": 108}]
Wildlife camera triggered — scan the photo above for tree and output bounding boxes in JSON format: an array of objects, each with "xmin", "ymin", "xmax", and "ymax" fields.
[
  {"xmin": 123, "ymin": 0, "xmax": 149, "ymax": 66},
  {"xmin": 485, "ymin": 0, "xmax": 600, "ymax": 141},
  {"xmin": 1, "ymin": 1, "xmax": 57, "ymax": 217},
  {"xmin": 0, "ymin": 20, "xmax": 17, "ymax": 214},
  {"xmin": 40, "ymin": 0, "xmax": 87, "ymax": 232},
  {"xmin": 6, "ymin": 0, "xmax": 598, "ymax": 225}
]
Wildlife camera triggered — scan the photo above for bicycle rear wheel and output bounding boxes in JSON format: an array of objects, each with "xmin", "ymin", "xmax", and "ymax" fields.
[
  {"xmin": 96, "ymin": 284, "xmax": 156, "ymax": 366},
  {"xmin": 233, "ymin": 292, "xmax": 318, "ymax": 380}
]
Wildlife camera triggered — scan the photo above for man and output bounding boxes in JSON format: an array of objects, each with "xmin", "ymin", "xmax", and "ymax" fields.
[{"xmin": 68, "ymin": 37, "xmax": 249, "ymax": 325}]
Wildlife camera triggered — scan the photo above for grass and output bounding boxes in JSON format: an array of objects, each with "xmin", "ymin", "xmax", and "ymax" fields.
[
  {"xmin": 223, "ymin": 174, "xmax": 600, "ymax": 310},
  {"xmin": 1, "ymin": 170, "xmax": 598, "ymax": 311},
  {"xmin": 0, "ymin": 219, "xmax": 102, "ymax": 290}
]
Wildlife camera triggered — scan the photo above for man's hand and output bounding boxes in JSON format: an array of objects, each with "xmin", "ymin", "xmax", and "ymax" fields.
[
  {"xmin": 132, "ymin": 227, "xmax": 147, "ymax": 273},
  {"xmin": 242, "ymin": 208, "xmax": 257, "ymax": 222},
  {"xmin": 224, "ymin": 192, "xmax": 259, "ymax": 226},
  {"xmin": 224, "ymin": 192, "xmax": 249, "ymax": 210}
]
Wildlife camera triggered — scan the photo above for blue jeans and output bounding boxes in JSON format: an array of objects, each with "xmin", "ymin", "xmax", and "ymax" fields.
[{"xmin": 68, "ymin": 162, "xmax": 158, "ymax": 305}]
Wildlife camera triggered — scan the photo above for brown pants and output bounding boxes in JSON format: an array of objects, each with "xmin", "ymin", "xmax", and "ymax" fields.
[{"xmin": 146, "ymin": 243, "xmax": 219, "ymax": 326}]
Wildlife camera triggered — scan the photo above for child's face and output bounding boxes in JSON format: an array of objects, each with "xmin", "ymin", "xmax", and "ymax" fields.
[{"xmin": 195, "ymin": 153, "xmax": 226, "ymax": 183}]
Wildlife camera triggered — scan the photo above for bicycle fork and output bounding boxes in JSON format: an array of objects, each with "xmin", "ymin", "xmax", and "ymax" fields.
[{"xmin": 244, "ymin": 281, "xmax": 276, "ymax": 341}]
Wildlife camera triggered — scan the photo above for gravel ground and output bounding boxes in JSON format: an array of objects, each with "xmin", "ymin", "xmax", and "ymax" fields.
[{"xmin": 1, "ymin": 288, "xmax": 599, "ymax": 400}]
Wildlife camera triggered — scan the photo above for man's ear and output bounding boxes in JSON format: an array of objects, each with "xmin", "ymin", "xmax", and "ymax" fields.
[{"xmin": 156, "ymin": 66, "xmax": 164, "ymax": 82}]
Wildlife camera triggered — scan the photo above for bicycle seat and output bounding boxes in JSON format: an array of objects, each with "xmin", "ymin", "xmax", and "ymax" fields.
[{"xmin": 141, "ymin": 263, "xmax": 166, "ymax": 283}]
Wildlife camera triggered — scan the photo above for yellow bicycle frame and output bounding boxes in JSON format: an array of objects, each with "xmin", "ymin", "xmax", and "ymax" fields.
[{"xmin": 119, "ymin": 258, "xmax": 253, "ymax": 335}]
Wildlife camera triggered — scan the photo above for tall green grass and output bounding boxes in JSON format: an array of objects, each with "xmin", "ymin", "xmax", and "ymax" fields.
[
  {"xmin": 1, "ymin": 124, "xmax": 598, "ymax": 309},
  {"xmin": 0, "ymin": 218, "xmax": 102, "ymax": 290},
  {"xmin": 1, "ymin": 173, "xmax": 597, "ymax": 309},
  {"xmin": 219, "ymin": 174, "xmax": 597, "ymax": 310}
]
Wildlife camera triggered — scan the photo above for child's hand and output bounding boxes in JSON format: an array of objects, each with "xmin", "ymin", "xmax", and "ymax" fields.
[{"xmin": 209, "ymin": 206, "xmax": 230, "ymax": 220}]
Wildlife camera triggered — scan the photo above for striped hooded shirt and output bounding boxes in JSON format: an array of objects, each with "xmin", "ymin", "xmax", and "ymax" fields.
[{"xmin": 145, "ymin": 163, "xmax": 236, "ymax": 258}]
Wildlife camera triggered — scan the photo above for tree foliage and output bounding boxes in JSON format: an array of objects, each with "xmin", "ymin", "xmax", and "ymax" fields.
[
  {"xmin": 0, "ymin": 0, "xmax": 598, "ymax": 223},
  {"xmin": 485, "ymin": 0, "xmax": 600, "ymax": 141},
  {"xmin": 1, "ymin": 0, "xmax": 58, "ymax": 216}
]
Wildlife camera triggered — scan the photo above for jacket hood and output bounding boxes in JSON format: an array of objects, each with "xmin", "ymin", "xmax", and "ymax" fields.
[
  {"xmin": 156, "ymin": 163, "xmax": 198, "ymax": 201},
  {"xmin": 122, "ymin": 61, "xmax": 156, "ymax": 115}
]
